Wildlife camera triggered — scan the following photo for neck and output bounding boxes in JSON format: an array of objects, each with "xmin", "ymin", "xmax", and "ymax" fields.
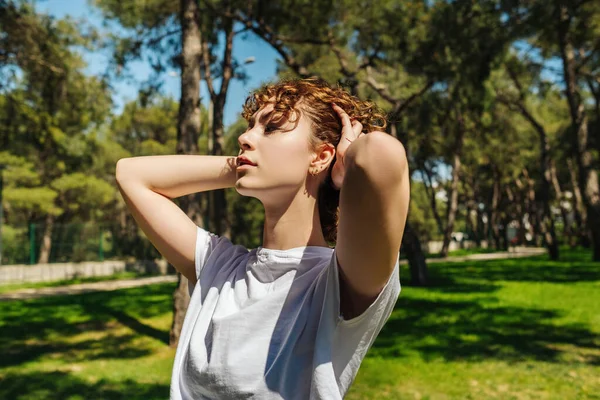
[{"xmin": 261, "ymin": 182, "xmax": 328, "ymax": 250}]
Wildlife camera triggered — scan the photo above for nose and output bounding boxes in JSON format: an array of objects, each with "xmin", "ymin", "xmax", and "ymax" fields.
[{"xmin": 237, "ymin": 128, "xmax": 256, "ymax": 153}]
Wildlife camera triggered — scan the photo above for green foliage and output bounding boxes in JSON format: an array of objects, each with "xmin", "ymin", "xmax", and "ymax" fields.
[
  {"xmin": 109, "ymin": 96, "xmax": 179, "ymax": 155},
  {"xmin": 4, "ymin": 187, "xmax": 61, "ymax": 216},
  {"xmin": 0, "ymin": 0, "xmax": 597, "ymax": 263},
  {"xmin": 51, "ymin": 173, "xmax": 114, "ymax": 219},
  {"xmin": 0, "ymin": 3, "xmax": 113, "ymax": 195},
  {"xmin": 409, "ymin": 180, "xmax": 443, "ymax": 242},
  {"xmin": 0, "ymin": 225, "xmax": 29, "ymax": 265}
]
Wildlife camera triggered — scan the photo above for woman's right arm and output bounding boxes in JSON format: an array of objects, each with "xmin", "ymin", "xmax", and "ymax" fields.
[{"xmin": 115, "ymin": 155, "xmax": 237, "ymax": 283}]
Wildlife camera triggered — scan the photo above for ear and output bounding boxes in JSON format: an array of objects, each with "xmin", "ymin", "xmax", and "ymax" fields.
[{"xmin": 310, "ymin": 142, "xmax": 336, "ymax": 170}]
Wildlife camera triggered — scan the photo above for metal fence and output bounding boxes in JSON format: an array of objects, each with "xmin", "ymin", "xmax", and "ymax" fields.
[{"xmin": 1, "ymin": 223, "xmax": 158, "ymax": 265}]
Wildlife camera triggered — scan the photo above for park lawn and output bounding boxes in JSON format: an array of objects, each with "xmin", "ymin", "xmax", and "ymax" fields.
[
  {"xmin": 347, "ymin": 247, "xmax": 600, "ymax": 399},
  {"xmin": 0, "ymin": 247, "xmax": 598, "ymax": 399},
  {"xmin": 0, "ymin": 284, "xmax": 176, "ymax": 399}
]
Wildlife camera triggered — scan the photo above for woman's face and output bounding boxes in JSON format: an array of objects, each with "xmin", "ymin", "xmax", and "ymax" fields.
[{"xmin": 235, "ymin": 104, "xmax": 317, "ymax": 202}]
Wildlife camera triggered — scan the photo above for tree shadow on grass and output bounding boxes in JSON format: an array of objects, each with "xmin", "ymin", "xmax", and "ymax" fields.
[
  {"xmin": 371, "ymin": 295, "xmax": 600, "ymax": 364},
  {"xmin": 0, "ymin": 370, "xmax": 168, "ymax": 400},
  {"xmin": 85, "ymin": 304, "xmax": 169, "ymax": 345},
  {"xmin": 0, "ymin": 283, "xmax": 174, "ymax": 369},
  {"xmin": 428, "ymin": 252, "xmax": 600, "ymax": 284},
  {"xmin": 0, "ymin": 332, "xmax": 155, "ymax": 369},
  {"xmin": 387, "ymin": 249, "xmax": 600, "ymax": 365}
]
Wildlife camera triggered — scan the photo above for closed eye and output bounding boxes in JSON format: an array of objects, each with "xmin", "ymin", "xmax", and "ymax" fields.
[{"xmin": 264, "ymin": 125, "xmax": 278, "ymax": 133}]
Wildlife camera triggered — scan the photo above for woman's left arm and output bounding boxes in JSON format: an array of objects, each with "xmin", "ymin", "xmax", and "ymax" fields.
[{"xmin": 335, "ymin": 129, "xmax": 410, "ymax": 316}]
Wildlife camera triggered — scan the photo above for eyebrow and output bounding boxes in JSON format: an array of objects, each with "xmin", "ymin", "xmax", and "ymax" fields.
[{"xmin": 248, "ymin": 108, "xmax": 275, "ymax": 129}]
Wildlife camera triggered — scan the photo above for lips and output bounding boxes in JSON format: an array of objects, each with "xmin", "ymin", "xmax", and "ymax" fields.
[{"xmin": 237, "ymin": 156, "xmax": 257, "ymax": 167}]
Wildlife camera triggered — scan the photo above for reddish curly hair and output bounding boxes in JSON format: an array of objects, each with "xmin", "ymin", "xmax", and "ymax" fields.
[{"xmin": 241, "ymin": 77, "xmax": 387, "ymax": 244}]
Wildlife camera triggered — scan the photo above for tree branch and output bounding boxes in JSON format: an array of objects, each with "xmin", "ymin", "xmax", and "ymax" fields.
[
  {"xmin": 200, "ymin": 0, "xmax": 315, "ymax": 78},
  {"xmin": 393, "ymin": 81, "xmax": 434, "ymax": 116},
  {"xmin": 365, "ymin": 66, "xmax": 433, "ymax": 116},
  {"xmin": 365, "ymin": 66, "xmax": 400, "ymax": 104},
  {"xmin": 145, "ymin": 29, "xmax": 181, "ymax": 48},
  {"xmin": 201, "ymin": 37, "xmax": 216, "ymax": 102},
  {"xmin": 499, "ymin": 65, "xmax": 547, "ymax": 138},
  {"xmin": 357, "ymin": 43, "xmax": 382, "ymax": 71},
  {"xmin": 328, "ymin": 33, "xmax": 354, "ymax": 77},
  {"xmin": 420, "ymin": 161, "xmax": 445, "ymax": 235},
  {"xmin": 217, "ymin": 14, "xmax": 235, "ymax": 108}
]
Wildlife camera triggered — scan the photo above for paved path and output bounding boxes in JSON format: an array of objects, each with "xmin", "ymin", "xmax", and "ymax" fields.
[
  {"xmin": 0, "ymin": 275, "xmax": 178, "ymax": 301},
  {"xmin": 398, "ymin": 247, "xmax": 546, "ymax": 265},
  {"xmin": 1, "ymin": 248, "xmax": 546, "ymax": 301}
]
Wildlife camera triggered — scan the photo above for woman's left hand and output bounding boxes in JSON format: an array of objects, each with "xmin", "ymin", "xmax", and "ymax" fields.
[{"xmin": 330, "ymin": 103, "xmax": 365, "ymax": 190}]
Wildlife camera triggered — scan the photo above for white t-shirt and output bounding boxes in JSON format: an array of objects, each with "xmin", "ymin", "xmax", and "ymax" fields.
[{"xmin": 170, "ymin": 226, "xmax": 401, "ymax": 399}]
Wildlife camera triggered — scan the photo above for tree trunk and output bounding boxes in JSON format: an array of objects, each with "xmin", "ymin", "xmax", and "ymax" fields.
[
  {"xmin": 420, "ymin": 163, "xmax": 444, "ymax": 235},
  {"xmin": 550, "ymin": 160, "xmax": 572, "ymax": 246},
  {"xmin": 210, "ymin": 105, "xmax": 230, "ymax": 237},
  {"xmin": 170, "ymin": 273, "xmax": 191, "ymax": 346},
  {"xmin": 441, "ymin": 126, "xmax": 463, "ymax": 257},
  {"xmin": 567, "ymin": 157, "xmax": 588, "ymax": 246},
  {"xmin": 38, "ymin": 214, "xmax": 54, "ymax": 264},
  {"xmin": 401, "ymin": 221, "xmax": 428, "ymax": 286},
  {"xmin": 394, "ymin": 123, "xmax": 428, "ymax": 285},
  {"xmin": 575, "ymin": 118, "xmax": 600, "ymax": 261},
  {"xmin": 202, "ymin": 13, "xmax": 234, "ymax": 238},
  {"xmin": 501, "ymin": 215, "xmax": 510, "ymax": 250},
  {"xmin": 515, "ymin": 188, "xmax": 527, "ymax": 246},
  {"xmin": 558, "ymin": 4, "xmax": 600, "ymax": 261},
  {"xmin": 470, "ymin": 180, "xmax": 483, "ymax": 246},
  {"xmin": 465, "ymin": 200, "xmax": 474, "ymax": 241},
  {"xmin": 539, "ymin": 136, "xmax": 559, "ymax": 260},
  {"xmin": 504, "ymin": 185, "xmax": 518, "ymax": 247},
  {"xmin": 170, "ymin": 0, "xmax": 203, "ymax": 349},
  {"xmin": 441, "ymin": 153, "xmax": 461, "ymax": 256},
  {"xmin": 522, "ymin": 169, "xmax": 540, "ymax": 246},
  {"xmin": 475, "ymin": 205, "xmax": 483, "ymax": 247},
  {"xmin": 507, "ymin": 80, "xmax": 559, "ymax": 258},
  {"xmin": 490, "ymin": 171, "xmax": 501, "ymax": 250}
]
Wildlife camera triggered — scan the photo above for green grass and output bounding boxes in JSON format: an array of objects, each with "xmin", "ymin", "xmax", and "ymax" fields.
[
  {"xmin": 347, "ymin": 246, "xmax": 600, "ymax": 399},
  {"xmin": 0, "ymin": 283, "xmax": 175, "ymax": 399},
  {"xmin": 0, "ymin": 272, "xmax": 151, "ymax": 294},
  {"xmin": 0, "ymin": 246, "xmax": 598, "ymax": 399}
]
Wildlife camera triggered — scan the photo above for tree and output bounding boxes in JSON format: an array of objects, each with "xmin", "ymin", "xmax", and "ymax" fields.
[
  {"xmin": 556, "ymin": 2, "xmax": 600, "ymax": 261},
  {"xmin": 0, "ymin": 0, "xmax": 113, "ymax": 263},
  {"xmin": 494, "ymin": 57, "xmax": 560, "ymax": 259},
  {"xmin": 510, "ymin": 0, "xmax": 600, "ymax": 260}
]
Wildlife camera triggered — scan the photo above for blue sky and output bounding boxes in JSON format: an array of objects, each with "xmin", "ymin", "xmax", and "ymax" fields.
[{"xmin": 35, "ymin": 0, "xmax": 280, "ymax": 126}]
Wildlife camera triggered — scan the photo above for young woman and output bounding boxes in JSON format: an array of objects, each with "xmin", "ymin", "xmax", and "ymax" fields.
[{"xmin": 116, "ymin": 78, "xmax": 410, "ymax": 399}]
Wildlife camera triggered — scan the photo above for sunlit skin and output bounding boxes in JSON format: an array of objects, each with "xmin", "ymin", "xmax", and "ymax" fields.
[{"xmin": 234, "ymin": 102, "xmax": 367, "ymax": 251}]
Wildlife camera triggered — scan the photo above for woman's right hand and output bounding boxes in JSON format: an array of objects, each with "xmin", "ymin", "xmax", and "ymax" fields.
[{"xmin": 330, "ymin": 103, "xmax": 365, "ymax": 190}]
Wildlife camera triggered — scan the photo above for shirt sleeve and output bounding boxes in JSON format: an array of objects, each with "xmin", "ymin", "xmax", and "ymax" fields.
[
  {"xmin": 334, "ymin": 249, "xmax": 401, "ymax": 325},
  {"xmin": 187, "ymin": 226, "xmax": 223, "ymax": 296}
]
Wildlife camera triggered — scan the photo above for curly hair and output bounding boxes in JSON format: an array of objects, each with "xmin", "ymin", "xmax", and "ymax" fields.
[{"xmin": 242, "ymin": 77, "xmax": 387, "ymax": 244}]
